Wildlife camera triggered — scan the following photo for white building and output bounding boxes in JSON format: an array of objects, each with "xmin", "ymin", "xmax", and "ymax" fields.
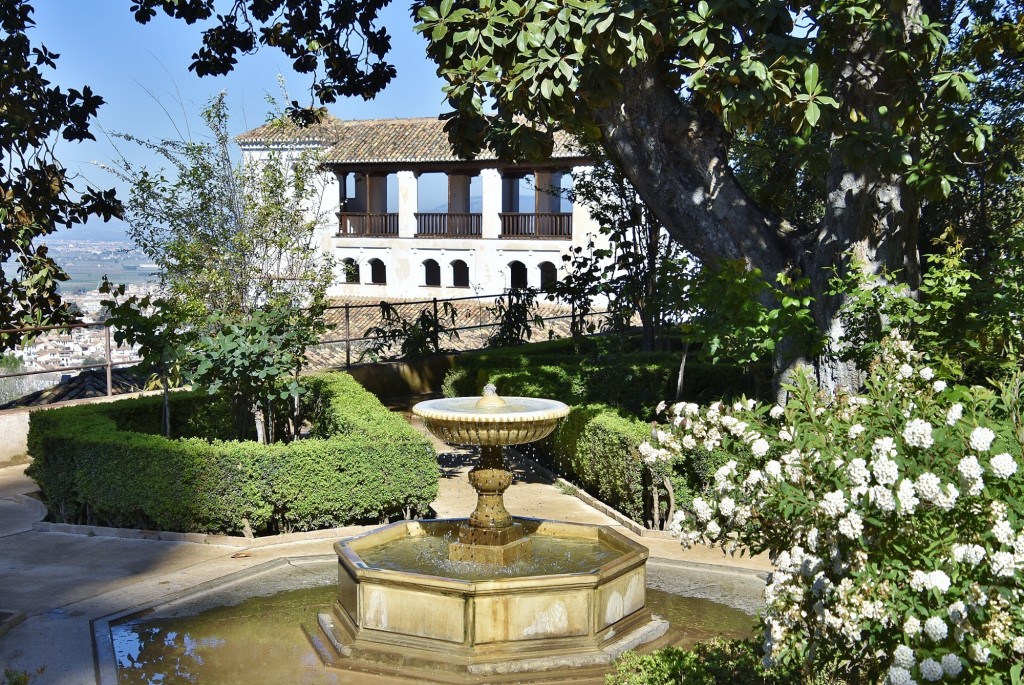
[{"xmin": 237, "ymin": 115, "xmax": 607, "ymax": 299}]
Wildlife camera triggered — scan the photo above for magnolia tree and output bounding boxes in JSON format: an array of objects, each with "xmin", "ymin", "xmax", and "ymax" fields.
[{"xmin": 644, "ymin": 334, "xmax": 1024, "ymax": 683}]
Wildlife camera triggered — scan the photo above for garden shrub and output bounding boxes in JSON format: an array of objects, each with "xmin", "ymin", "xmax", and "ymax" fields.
[
  {"xmin": 444, "ymin": 341, "xmax": 765, "ymax": 421},
  {"xmin": 26, "ymin": 372, "xmax": 438, "ymax": 535},
  {"xmin": 541, "ymin": 403, "xmax": 649, "ymax": 522},
  {"xmin": 607, "ymin": 639, "xmax": 805, "ymax": 685},
  {"xmin": 647, "ymin": 333, "xmax": 1024, "ymax": 683}
]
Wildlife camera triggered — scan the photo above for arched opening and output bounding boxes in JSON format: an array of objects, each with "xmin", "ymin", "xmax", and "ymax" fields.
[
  {"xmin": 342, "ymin": 258, "xmax": 360, "ymax": 284},
  {"xmin": 423, "ymin": 259, "xmax": 441, "ymax": 286},
  {"xmin": 538, "ymin": 261, "xmax": 557, "ymax": 291},
  {"xmin": 451, "ymin": 260, "xmax": 469, "ymax": 288},
  {"xmin": 508, "ymin": 260, "xmax": 528, "ymax": 290},
  {"xmin": 368, "ymin": 258, "xmax": 387, "ymax": 285}
]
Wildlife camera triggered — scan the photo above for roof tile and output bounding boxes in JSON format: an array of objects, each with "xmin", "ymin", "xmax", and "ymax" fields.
[{"xmin": 238, "ymin": 116, "xmax": 583, "ymax": 164}]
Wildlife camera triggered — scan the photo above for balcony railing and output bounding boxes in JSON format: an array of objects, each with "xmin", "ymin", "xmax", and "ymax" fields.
[
  {"xmin": 415, "ymin": 213, "xmax": 482, "ymax": 237},
  {"xmin": 337, "ymin": 212, "xmax": 399, "ymax": 237},
  {"xmin": 499, "ymin": 213, "xmax": 573, "ymax": 239}
]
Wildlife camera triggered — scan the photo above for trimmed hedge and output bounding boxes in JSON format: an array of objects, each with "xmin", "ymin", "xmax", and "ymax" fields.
[
  {"xmin": 543, "ymin": 403, "xmax": 650, "ymax": 522},
  {"xmin": 443, "ymin": 338, "xmax": 766, "ymax": 421},
  {"xmin": 26, "ymin": 372, "xmax": 439, "ymax": 535}
]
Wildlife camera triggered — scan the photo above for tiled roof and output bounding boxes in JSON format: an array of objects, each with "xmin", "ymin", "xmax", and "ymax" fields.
[
  {"xmin": 0, "ymin": 368, "xmax": 145, "ymax": 409},
  {"xmin": 238, "ymin": 116, "xmax": 585, "ymax": 165},
  {"xmin": 236, "ymin": 112, "xmax": 347, "ymax": 146}
]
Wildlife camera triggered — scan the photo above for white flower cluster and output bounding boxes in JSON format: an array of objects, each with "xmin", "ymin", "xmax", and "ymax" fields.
[
  {"xmin": 909, "ymin": 569, "xmax": 951, "ymax": 594},
  {"xmin": 903, "ymin": 419, "xmax": 934, "ymax": 449}
]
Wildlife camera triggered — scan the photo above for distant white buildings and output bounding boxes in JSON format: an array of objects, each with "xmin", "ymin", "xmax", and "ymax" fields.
[{"xmin": 237, "ymin": 115, "xmax": 609, "ymax": 299}]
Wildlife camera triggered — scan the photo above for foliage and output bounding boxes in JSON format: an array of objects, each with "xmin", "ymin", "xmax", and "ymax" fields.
[
  {"xmin": 547, "ymin": 238, "xmax": 604, "ymax": 340},
  {"xmin": 607, "ymin": 639, "xmax": 810, "ymax": 685},
  {"xmin": 544, "ymin": 403, "xmax": 649, "ymax": 523},
  {"xmin": 485, "ymin": 288, "xmax": 543, "ymax": 348},
  {"xmin": 552, "ymin": 155, "xmax": 694, "ymax": 351},
  {"xmin": 191, "ymin": 306, "xmax": 325, "ymax": 443},
  {"xmin": 361, "ymin": 299, "xmax": 460, "ymax": 361},
  {"xmin": 443, "ymin": 338, "xmax": 767, "ymax": 421},
  {"xmin": 413, "ymin": 0, "xmax": 992, "ymax": 195},
  {"xmin": 829, "ymin": 237, "xmax": 1019, "ymax": 382},
  {"xmin": 99, "ymin": 281, "xmax": 193, "ymax": 436},
  {"xmin": 129, "ymin": 0, "xmax": 396, "ymax": 113},
  {"xmin": 443, "ymin": 338, "xmax": 766, "ymax": 526},
  {"xmin": 648, "ymin": 334, "xmax": 1024, "ymax": 683},
  {"xmin": 1, "ymin": 669, "xmax": 41, "ymax": 685},
  {"xmin": 0, "ymin": 0, "xmax": 120, "ymax": 348},
  {"xmin": 26, "ymin": 372, "xmax": 438, "ymax": 534},
  {"xmin": 105, "ymin": 93, "xmax": 334, "ymax": 442},
  {"xmin": 684, "ymin": 261, "xmax": 821, "ymax": 369}
]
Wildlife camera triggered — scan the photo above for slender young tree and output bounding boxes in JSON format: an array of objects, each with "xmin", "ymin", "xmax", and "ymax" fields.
[{"xmin": 107, "ymin": 94, "xmax": 335, "ymax": 442}]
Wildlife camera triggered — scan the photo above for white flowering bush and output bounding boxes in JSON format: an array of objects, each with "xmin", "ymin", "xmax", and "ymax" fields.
[{"xmin": 645, "ymin": 333, "xmax": 1024, "ymax": 683}]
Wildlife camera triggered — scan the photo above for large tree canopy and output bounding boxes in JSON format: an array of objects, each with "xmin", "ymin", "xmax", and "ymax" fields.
[{"xmin": 410, "ymin": 0, "xmax": 1022, "ymax": 392}]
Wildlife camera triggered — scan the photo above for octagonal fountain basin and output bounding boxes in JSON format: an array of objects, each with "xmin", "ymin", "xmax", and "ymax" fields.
[
  {"xmin": 412, "ymin": 392, "xmax": 570, "ymax": 446},
  {"xmin": 315, "ymin": 518, "xmax": 667, "ymax": 682}
]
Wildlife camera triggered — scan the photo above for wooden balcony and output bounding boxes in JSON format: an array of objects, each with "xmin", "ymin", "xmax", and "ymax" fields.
[
  {"xmin": 499, "ymin": 213, "xmax": 572, "ymax": 239},
  {"xmin": 415, "ymin": 213, "xmax": 482, "ymax": 237},
  {"xmin": 337, "ymin": 212, "xmax": 399, "ymax": 237}
]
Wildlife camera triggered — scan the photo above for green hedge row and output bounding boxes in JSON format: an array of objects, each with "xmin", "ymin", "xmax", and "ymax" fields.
[
  {"xmin": 542, "ymin": 403, "xmax": 651, "ymax": 522},
  {"xmin": 442, "ymin": 338, "xmax": 765, "ymax": 421},
  {"xmin": 26, "ymin": 372, "xmax": 439, "ymax": 535}
]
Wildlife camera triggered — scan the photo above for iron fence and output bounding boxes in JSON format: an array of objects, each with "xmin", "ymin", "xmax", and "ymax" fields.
[{"xmin": 0, "ymin": 291, "xmax": 608, "ymax": 403}]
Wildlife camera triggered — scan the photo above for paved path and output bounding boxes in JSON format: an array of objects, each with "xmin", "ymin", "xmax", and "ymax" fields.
[{"xmin": 0, "ymin": 415, "xmax": 770, "ymax": 684}]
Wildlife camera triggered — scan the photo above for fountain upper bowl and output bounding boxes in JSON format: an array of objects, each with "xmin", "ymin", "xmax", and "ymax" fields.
[{"xmin": 412, "ymin": 396, "xmax": 570, "ymax": 446}]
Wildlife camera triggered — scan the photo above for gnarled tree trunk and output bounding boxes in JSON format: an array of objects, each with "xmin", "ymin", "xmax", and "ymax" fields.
[{"xmin": 593, "ymin": 11, "xmax": 923, "ymax": 395}]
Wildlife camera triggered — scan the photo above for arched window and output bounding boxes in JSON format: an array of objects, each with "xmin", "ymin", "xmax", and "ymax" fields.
[
  {"xmin": 451, "ymin": 260, "xmax": 469, "ymax": 288},
  {"xmin": 342, "ymin": 258, "xmax": 360, "ymax": 284},
  {"xmin": 508, "ymin": 260, "xmax": 528, "ymax": 289},
  {"xmin": 368, "ymin": 258, "xmax": 387, "ymax": 285},
  {"xmin": 538, "ymin": 261, "xmax": 557, "ymax": 291},
  {"xmin": 423, "ymin": 259, "xmax": 441, "ymax": 286}
]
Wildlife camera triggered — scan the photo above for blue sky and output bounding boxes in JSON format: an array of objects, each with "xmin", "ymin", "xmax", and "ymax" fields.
[{"xmin": 31, "ymin": 1, "xmax": 448, "ymax": 241}]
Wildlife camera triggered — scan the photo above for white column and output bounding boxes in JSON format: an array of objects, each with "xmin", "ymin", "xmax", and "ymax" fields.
[
  {"xmin": 448, "ymin": 173, "xmax": 471, "ymax": 213},
  {"xmin": 571, "ymin": 165, "xmax": 598, "ymax": 248},
  {"xmin": 397, "ymin": 170, "xmax": 418, "ymax": 239},
  {"xmin": 367, "ymin": 175, "xmax": 388, "ymax": 213},
  {"xmin": 534, "ymin": 170, "xmax": 553, "ymax": 212},
  {"xmin": 480, "ymin": 168, "xmax": 502, "ymax": 240}
]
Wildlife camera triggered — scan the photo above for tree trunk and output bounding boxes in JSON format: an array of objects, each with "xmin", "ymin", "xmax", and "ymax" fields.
[{"xmin": 593, "ymin": 33, "xmax": 923, "ymax": 394}]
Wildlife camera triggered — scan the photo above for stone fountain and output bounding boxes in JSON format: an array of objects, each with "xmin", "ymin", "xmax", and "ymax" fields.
[{"xmin": 314, "ymin": 385, "xmax": 668, "ymax": 682}]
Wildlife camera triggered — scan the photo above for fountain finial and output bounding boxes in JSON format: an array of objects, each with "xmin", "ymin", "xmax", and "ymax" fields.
[{"xmin": 475, "ymin": 383, "xmax": 507, "ymax": 409}]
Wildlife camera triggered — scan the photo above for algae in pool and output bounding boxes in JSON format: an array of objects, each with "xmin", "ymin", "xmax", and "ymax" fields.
[{"xmin": 111, "ymin": 584, "xmax": 755, "ymax": 684}]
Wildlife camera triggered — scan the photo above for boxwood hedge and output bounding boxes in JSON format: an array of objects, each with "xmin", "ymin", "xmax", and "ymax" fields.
[{"xmin": 26, "ymin": 372, "xmax": 439, "ymax": 535}]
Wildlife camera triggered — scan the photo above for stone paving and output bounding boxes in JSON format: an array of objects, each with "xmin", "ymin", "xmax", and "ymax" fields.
[{"xmin": 0, "ymin": 412, "xmax": 770, "ymax": 685}]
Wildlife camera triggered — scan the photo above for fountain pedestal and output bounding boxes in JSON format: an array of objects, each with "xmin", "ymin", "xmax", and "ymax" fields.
[{"xmin": 450, "ymin": 444, "xmax": 532, "ymax": 564}]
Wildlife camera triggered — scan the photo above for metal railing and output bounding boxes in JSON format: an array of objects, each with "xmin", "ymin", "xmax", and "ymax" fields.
[
  {"xmin": 414, "ymin": 212, "xmax": 482, "ymax": 237},
  {"xmin": 312, "ymin": 291, "xmax": 602, "ymax": 369},
  {"xmin": 337, "ymin": 212, "xmax": 399, "ymax": 236},
  {"xmin": 0, "ymin": 321, "xmax": 143, "ymax": 400},
  {"xmin": 0, "ymin": 292, "xmax": 606, "ymax": 405},
  {"xmin": 499, "ymin": 213, "xmax": 573, "ymax": 238}
]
